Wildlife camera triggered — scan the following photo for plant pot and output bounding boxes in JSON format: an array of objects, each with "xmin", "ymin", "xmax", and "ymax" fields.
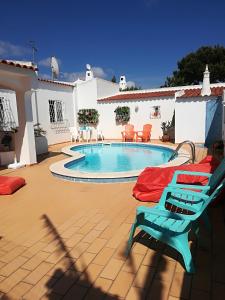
[
  {"xmin": 162, "ymin": 134, "xmax": 170, "ymax": 142},
  {"xmin": 35, "ymin": 136, "xmax": 48, "ymax": 155}
]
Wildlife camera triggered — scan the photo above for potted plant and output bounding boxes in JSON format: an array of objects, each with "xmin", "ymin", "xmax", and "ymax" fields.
[
  {"xmin": 114, "ymin": 106, "xmax": 130, "ymax": 124},
  {"xmin": 77, "ymin": 109, "xmax": 99, "ymax": 127},
  {"xmin": 161, "ymin": 121, "xmax": 171, "ymax": 142},
  {"xmin": 34, "ymin": 123, "xmax": 48, "ymax": 155}
]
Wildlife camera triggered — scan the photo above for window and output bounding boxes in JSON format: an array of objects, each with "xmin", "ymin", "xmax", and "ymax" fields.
[
  {"xmin": 49, "ymin": 100, "xmax": 64, "ymax": 123},
  {"xmin": 0, "ymin": 97, "xmax": 17, "ymax": 131}
]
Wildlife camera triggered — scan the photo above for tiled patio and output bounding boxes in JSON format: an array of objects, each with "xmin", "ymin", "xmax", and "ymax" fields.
[{"xmin": 0, "ymin": 142, "xmax": 224, "ymax": 299}]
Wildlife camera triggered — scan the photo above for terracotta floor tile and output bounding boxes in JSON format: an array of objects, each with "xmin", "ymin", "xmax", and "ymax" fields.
[
  {"xmin": 0, "ymin": 268, "xmax": 29, "ymax": 293},
  {"xmin": 146, "ymin": 279, "xmax": 171, "ymax": 300},
  {"xmin": 65, "ymin": 233, "xmax": 84, "ymax": 248},
  {"xmin": 74, "ymin": 252, "xmax": 96, "ymax": 272},
  {"xmin": 23, "ymin": 261, "xmax": 54, "ymax": 285},
  {"xmin": 78, "ymin": 263, "xmax": 104, "ymax": 287},
  {"xmin": 22, "ymin": 251, "xmax": 50, "ymax": 271},
  {"xmin": 95, "ymin": 220, "xmax": 110, "ymax": 231},
  {"xmin": 47, "ymin": 256, "xmax": 75, "ymax": 278},
  {"xmin": 45, "ymin": 249, "xmax": 66, "ymax": 264},
  {"xmin": 23, "ymin": 274, "xmax": 58, "ymax": 299},
  {"xmin": 155, "ymin": 259, "xmax": 176, "ymax": 283},
  {"xmin": 0, "ymin": 246, "xmax": 27, "ymax": 263},
  {"xmin": 142, "ymin": 249, "xmax": 160, "ymax": 267},
  {"xmin": 93, "ymin": 247, "xmax": 115, "ymax": 266},
  {"xmin": 22, "ymin": 241, "xmax": 47, "ymax": 258},
  {"xmin": 78, "ymin": 222, "xmax": 95, "ymax": 235},
  {"xmin": 50, "ymin": 269, "xmax": 80, "ymax": 295},
  {"xmin": 170, "ymin": 271, "xmax": 192, "ymax": 299},
  {"xmin": 61, "ymin": 226, "xmax": 80, "ymax": 238},
  {"xmin": 125, "ymin": 286, "xmax": 145, "ymax": 300},
  {"xmin": 122, "ymin": 253, "xmax": 144, "ymax": 274},
  {"xmin": 63, "ymin": 283, "xmax": 88, "ymax": 300},
  {"xmin": 82, "ymin": 229, "xmax": 101, "ymax": 244},
  {"xmin": 109, "ymin": 270, "xmax": 135, "ymax": 298},
  {"xmin": 100, "ymin": 258, "xmax": 124, "ymax": 280},
  {"xmin": 0, "ymin": 256, "xmax": 28, "ymax": 277},
  {"xmin": 133, "ymin": 265, "xmax": 155, "ymax": 289},
  {"xmin": 69, "ymin": 241, "xmax": 90, "ymax": 259},
  {"xmin": 7, "ymin": 281, "xmax": 33, "ymax": 298},
  {"xmin": 87, "ymin": 238, "xmax": 107, "ymax": 254}
]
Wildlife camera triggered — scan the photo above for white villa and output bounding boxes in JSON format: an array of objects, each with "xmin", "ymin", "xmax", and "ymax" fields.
[{"xmin": 0, "ymin": 59, "xmax": 225, "ymax": 167}]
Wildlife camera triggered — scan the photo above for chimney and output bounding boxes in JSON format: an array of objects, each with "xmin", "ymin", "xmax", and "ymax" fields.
[
  {"xmin": 201, "ymin": 65, "xmax": 211, "ymax": 96},
  {"xmin": 119, "ymin": 75, "xmax": 127, "ymax": 90},
  {"xmin": 85, "ymin": 64, "xmax": 94, "ymax": 81}
]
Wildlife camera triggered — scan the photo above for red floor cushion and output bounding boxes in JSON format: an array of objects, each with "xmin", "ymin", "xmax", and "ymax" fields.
[
  {"xmin": 0, "ymin": 176, "xmax": 26, "ymax": 195},
  {"xmin": 133, "ymin": 155, "xmax": 220, "ymax": 202}
]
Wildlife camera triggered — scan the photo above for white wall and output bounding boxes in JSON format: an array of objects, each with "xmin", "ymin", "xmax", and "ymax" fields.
[
  {"xmin": 76, "ymin": 79, "xmax": 98, "ymax": 109},
  {"xmin": 97, "ymin": 97, "xmax": 175, "ymax": 139},
  {"xmin": 175, "ymin": 97, "xmax": 206, "ymax": 143},
  {"xmin": 96, "ymin": 78, "xmax": 119, "ymax": 99},
  {"xmin": 34, "ymin": 81, "xmax": 74, "ymax": 145}
]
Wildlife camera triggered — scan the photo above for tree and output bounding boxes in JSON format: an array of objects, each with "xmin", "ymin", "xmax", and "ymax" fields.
[
  {"xmin": 111, "ymin": 75, "xmax": 116, "ymax": 83},
  {"xmin": 120, "ymin": 86, "xmax": 142, "ymax": 92},
  {"xmin": 163, "ymin": 45, "xmax": 225, "ymax": 87}
]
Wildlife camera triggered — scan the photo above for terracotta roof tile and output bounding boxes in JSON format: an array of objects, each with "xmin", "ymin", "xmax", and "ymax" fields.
[
  {"xmin": 38, "ymin": 78, "xmax": 74, "ymax": 87},
  {"xmin": 0, "ymin": 59, "xmax": 37, "ymax": 71},
  {"xmin": 178, "ymin": 86, "xmax": 224, "ymax": 98},
  {"xmin": 98, "ymin": 90, "xmax": 176, "ymax": 102}
]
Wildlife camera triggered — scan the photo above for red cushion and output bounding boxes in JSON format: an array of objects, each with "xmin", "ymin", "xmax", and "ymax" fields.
[
  {"xmin": 133, "ymin": 155, "xmax": 220, "ymax": 202},
  {"xmin": 0, "ymin": 176, "xmax": 26, "ymax": 195}
]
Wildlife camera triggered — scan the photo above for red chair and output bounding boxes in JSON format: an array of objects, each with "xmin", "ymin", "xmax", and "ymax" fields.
[
  {"xmin": 136, "ymin": 124, "xmax": 152, "ymax": 142},
  {"xmin": 121, "ymin": 124, "xmax": 135, "ymax": 142}
]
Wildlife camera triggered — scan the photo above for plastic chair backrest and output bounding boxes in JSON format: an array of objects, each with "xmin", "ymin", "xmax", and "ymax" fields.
[
  {"xmin": 142, "ymin": 124, "xmax": 152, "ymax": 137},
  {"xmin": 208, "ymin": 156, "xmax": 225, "ymax": 192}
]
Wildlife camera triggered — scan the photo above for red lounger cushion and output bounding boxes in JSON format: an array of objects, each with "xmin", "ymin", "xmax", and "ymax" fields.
[
  {"xmin": 0, "ymin": 176, "xmax": 26, "ymax": 195},
  {"xmin": 133, "ymin": 155, "xmax": 220, "ymax": 202}
]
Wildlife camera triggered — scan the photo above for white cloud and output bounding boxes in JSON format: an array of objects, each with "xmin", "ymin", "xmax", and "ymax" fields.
[
  {"xmin": 0, "ymin": 40, "xmax": 30, "ymax": 57},
  {"xmin": 61, "ymin": 72, "xmax": 84, "ymax": 81},
  {"xmin": 127, "ymin": 81, "xmax": 136, "ymax": 88},
  {"xmin": 38, "ymin": 57, "xmax": 62, "ymax": 67},
  {"xmin": 61, "ymin": 66, "xmax": 107, "ymax": 82},
  {"xmin": 92, "ymin": 67, "xmax": 107, "ymax": 78},
  {"xmin": 38, "ymin": 73, "xmax": 52, "ymax": 80}
]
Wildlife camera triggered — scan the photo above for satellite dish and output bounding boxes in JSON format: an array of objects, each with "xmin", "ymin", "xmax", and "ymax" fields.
[
  {"xmin": 86, "ymin": 63, "xmax": 91, "ymax": 70},
  {"xmin": 51, "ymin": 56, "xmax": 59, "ymax": 80}
]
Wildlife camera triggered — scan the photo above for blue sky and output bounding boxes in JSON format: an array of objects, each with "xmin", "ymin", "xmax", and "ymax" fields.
[{"xmin": 1, "ymin": 0, "xmax": 225, "ymax": 88}]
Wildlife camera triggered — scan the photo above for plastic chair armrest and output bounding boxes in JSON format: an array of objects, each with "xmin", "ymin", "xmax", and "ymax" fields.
[
  {"xmin": 168, "ymin": 183, "xmax": 210, "ymax": 192},
  {"xmin": 171, "ymin": 170, "xmax": 212, "ymax": 184}
]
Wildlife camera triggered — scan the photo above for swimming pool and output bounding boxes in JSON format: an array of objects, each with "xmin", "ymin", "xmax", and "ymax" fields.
[
  {"xmin": 66, "ymin": 143, "xmax": 174, "ymax": 173},
  {"xmin": 50, "ymin": 142, "xmax": 190, "ymax": 183}
]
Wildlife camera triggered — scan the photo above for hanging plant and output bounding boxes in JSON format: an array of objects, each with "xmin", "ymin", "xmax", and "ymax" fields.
[
  {"xmin": 114, "ymin": 106, "xmax": 130, "ymax": 124},
  {"xmin": 77, "ymin": 109, "xmax": 99, "ymax": 126}
]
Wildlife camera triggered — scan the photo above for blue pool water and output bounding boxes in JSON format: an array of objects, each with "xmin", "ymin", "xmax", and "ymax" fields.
[{"xmin": 65, "ymin": 143, "xmax": 174, "ymax": 173}]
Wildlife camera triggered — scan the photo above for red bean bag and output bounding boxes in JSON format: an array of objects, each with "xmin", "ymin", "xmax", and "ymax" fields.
[
  {"xmin": 0, "ymin": 176, "xmax": 26, "ymax": 195},
  {"xmin": 133, "ymin": 155, "xmax": 220, "ymax": 202}
]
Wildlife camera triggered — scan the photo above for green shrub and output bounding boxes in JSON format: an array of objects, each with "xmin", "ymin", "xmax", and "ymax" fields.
[
  {"xmin": 114, "ymin": 106, "xmax": 130, "ymax": 124},
  {"xmin": 77, "ymin": 109, "xmax": 99, "ymax": 126}
]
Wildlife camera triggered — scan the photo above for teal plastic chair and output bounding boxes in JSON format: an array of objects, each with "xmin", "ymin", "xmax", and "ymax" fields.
[
  {"xmin": 167, "ymin": 156, "xmax": 225, "ymax": 228},
  {"xmin": 127, "ymin": 179, "xmax": 225, "ymax": 273}
]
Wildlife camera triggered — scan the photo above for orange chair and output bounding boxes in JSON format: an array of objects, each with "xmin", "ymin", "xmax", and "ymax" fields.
[
  {"xmin": 136, "ymin": 124, "xmax": 152, "ymax": 142},
  {"xmin": 121, "ymin": 124, "xmax": 135, "ymax": 142}
]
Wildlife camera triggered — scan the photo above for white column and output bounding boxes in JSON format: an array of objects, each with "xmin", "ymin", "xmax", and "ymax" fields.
[{"xmin": 19, "ymin": 90, "xmax": 37, "ymax": 165}]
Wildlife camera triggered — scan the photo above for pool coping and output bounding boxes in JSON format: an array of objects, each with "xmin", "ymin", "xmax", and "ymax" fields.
[{"xmin": 49, "ymin": 142, "xmax": 191, "ymax": 183}]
